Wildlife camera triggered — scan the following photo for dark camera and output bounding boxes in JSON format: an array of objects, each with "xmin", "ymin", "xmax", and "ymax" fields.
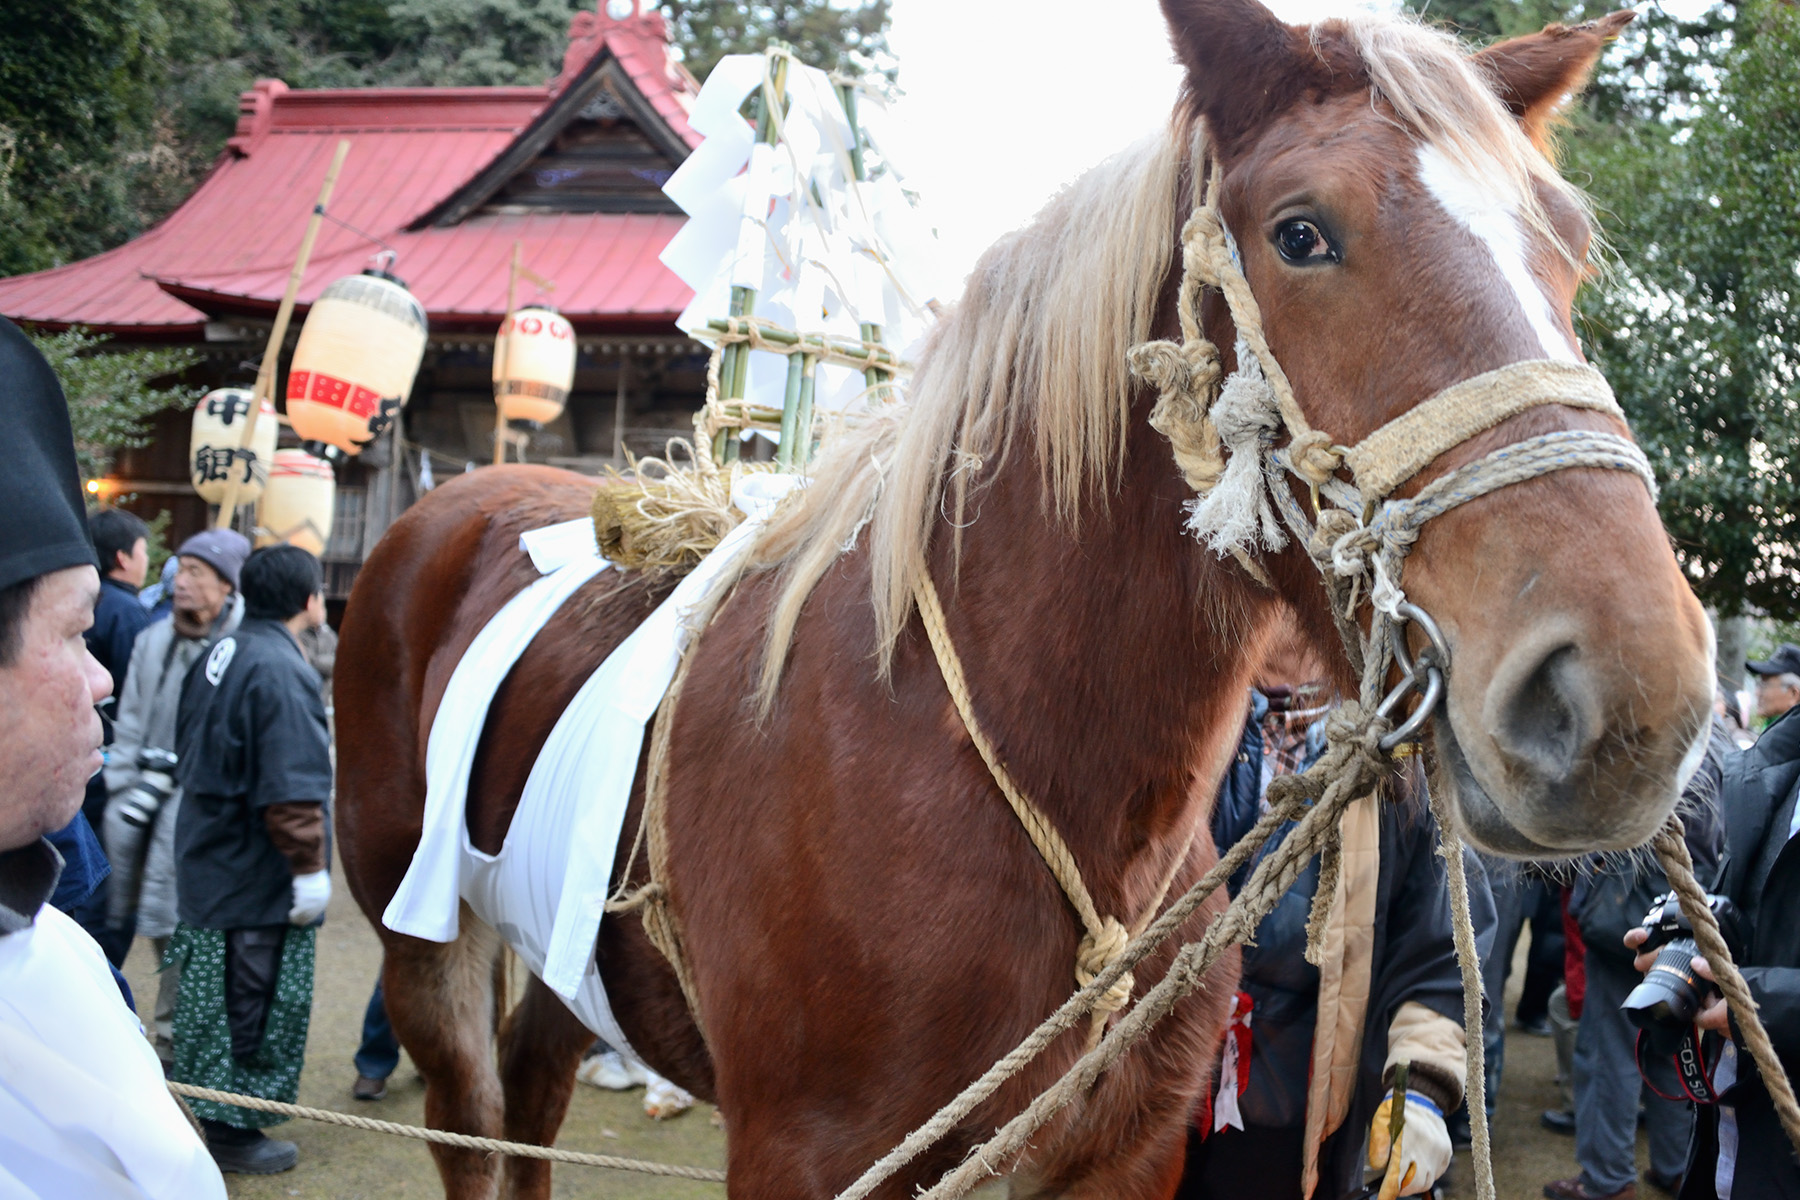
[
  {"xmin": 1621, "ymin": 891, "xmax": 1742, "ymax": 1031},
  {"xmin": 116, "ymin": 747, "xmax": 179, "ymax": 829}
]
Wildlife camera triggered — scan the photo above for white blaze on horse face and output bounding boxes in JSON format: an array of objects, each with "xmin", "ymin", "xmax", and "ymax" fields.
[{"xmin": 1414, "ymin": 144, "xmax": 1580, "ymax": 364}]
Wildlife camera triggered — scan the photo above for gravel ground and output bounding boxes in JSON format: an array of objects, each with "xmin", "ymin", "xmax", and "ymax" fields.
[{"xmin": 119, "ymin": 866, "xmax": 1671, "ymax": 1199}]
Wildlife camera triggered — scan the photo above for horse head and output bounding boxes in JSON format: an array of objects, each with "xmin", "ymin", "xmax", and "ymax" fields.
[{"xmin": 1161, "ymin": 0, "xmax": 1713, "ymax": 856}]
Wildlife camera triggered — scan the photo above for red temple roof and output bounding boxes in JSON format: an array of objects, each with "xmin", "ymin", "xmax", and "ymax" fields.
[{"xmin": 0, "ymin": 2, "xmax": 702, "ymax": 339}]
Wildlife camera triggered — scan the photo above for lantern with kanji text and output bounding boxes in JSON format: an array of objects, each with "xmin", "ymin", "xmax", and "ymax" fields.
[
  {"xmin": 493, "ymin": 306, "xmax": 577, "ymax": 424},
  {"xmin": 258, "ymin": 449, "xmax": 336, "ymax": 556},
  {"xmin": 285, "ymin": 269, "xmax": 427, "ymax": 455},
  {"xmin": 189, "ymin": 388, "xmax": 278, "ymax": 505}
]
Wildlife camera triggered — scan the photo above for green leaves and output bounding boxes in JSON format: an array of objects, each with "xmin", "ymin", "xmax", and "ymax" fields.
[
  {"xmin": 1571, "ymin": 0, "xmax": 1800, "ymax": 617},
  {"xmin": 29, "ymin": 327, "xmax": 201, "ymax": 483},
  {"xmin": 0, "ymin": 0, "xmax": 894, "ymax": 277},
  {"xmin": 661, "ymin": 0, "xmax": 893, "ymax": 85}
]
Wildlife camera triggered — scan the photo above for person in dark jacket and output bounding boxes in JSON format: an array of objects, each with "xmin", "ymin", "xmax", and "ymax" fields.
[
  {"xmin": 1180, "ymin": 670, "xmax": 1496, "ymax": 1200},
  {"xmin": 1630, "ymin": 705, "xmax": 1800, "ymax": 1200},
  {"xmin": 85, "ymin": 507, "xmax": 151, "ymax": 698},
  {"xmin": 1544, "ymin": 719, "xmax": 1729, "ymax": 1200},
  {"xmin": 167, "ymin": 543, "xmax": 332, "ymax": 1176}
]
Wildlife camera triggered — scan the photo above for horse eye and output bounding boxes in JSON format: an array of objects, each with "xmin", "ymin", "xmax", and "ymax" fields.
[{"xmin": 1275, "ymin": 219, "xmax": 1335, "ymax": 264}]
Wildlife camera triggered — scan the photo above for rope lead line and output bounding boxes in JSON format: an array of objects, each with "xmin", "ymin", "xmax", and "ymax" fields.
[
  {"xmin": 163, "ymin": 1083, "xmax": 727, "ymax": 1181},
  {"xmin": 1653, "ymin": 820, "xmax": 1800, "ymax": 1151}
]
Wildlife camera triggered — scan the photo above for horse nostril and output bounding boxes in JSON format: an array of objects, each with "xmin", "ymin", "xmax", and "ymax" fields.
[{"xmin": 1496, "ymin": 643, "xmax": 1589, "ymax": 781}]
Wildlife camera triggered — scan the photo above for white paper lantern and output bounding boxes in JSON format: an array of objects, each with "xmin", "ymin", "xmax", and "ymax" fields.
[
  {"xmin": 259, "ymin": 449, "xmax": 336, "ymax": 556},
  {"xmin": 189, "ymin": 389, "xmax": 277, "ymax": 505},
  {"xmin": 493, "ymin": 306, "xmax": 577, "ymax": 423},
  {"xmin": 285, "ymin": 270, "xmax": 427, "ymax": 455}
]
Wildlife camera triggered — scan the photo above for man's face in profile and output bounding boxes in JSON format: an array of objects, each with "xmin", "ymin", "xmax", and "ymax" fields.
[{"xmin": 0, "ymin": 566, "xmax": 112, "ymax": 850}]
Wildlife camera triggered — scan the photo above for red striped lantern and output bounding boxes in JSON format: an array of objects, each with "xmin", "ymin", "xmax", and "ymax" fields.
[
  {"xmin": 286, "ymin": 270, "xmax": 427, "ymax": 455},
  {"xmin": 494, "ymin": 306, "xmax": 577, "ymax": 424}
]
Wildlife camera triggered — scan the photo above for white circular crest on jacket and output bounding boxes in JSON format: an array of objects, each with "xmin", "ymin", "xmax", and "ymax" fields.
[{"xmin": 205, "ymin": 637, "xmax": 237, "ymax": 686}]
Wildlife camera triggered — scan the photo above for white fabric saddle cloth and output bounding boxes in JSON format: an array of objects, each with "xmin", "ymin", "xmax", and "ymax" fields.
[{"xmin": 383, "ymin": 475, "xmax": 797, "ymax": 1060}]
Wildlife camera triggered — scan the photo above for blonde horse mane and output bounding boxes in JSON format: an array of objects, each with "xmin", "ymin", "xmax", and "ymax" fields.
[{"xmin": 736, "ymin": 9, "xmax": 1591, "ymax": 709}]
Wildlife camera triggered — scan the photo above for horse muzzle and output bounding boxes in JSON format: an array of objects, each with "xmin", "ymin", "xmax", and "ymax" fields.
[{"xmin": 1429, "ymin": 619, "xmax": 1709, "ymax": 857}]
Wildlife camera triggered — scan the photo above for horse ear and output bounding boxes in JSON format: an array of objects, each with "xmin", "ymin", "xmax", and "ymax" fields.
[
  {"xmin": 1474, "ymin": 11, "xmax": 1634, "ymax": 149},
  {"xmin": 1160, "ymin": 0, "xmax": 1317, "ymax": 153}
]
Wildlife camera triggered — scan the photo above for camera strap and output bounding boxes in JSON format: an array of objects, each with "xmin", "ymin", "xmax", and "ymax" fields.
[{"xmin": 1636, "ymin": 1026, "xmax": 1719, "ymax": 1105}]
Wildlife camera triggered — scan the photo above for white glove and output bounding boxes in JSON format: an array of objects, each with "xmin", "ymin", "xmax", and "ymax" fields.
[
  {"xmin": 288, "ymin": 870, "xmax": 332, "ymax": 926},
  {"xmin": 1366, "ymin": 1090, "xmax": 1452, "ymax": 1199}
]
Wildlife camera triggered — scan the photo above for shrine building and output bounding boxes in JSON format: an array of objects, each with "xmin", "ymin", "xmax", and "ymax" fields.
[{"xmin": 0, "ymin": 0, "xmax": 711, "ymax": 601}]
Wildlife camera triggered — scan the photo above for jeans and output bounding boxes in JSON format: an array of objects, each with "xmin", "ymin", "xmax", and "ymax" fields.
[
  {"xmin": 1575, "ymin": 951, "xmax": 1690, "ymax": 1192},
  {"xmin": 355, "ymin": 977, "xmax": 400, "ymax": 1080}
]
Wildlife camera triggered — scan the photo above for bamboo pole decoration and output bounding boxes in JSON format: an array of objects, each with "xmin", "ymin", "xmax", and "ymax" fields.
[
  {"xmin": 792, "ymin": 354, "xmax": 819, "ymax": 468},
  {"xmin": 213, "ymin": 139, "xmax": 350, "ymax": 530},
  {"xmin": 837, "ymin": 83, "xmax": 892, "ymax": 401},
  {"xmin": 493, "ymin": 240, "xmax": 522, "ymax": 466},
  {"xmin": 713, "ymin": 47, "xmax": 791, "ymax": 464}
]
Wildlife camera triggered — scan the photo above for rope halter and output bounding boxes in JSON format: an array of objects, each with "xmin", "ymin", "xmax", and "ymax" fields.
[{"xmin": 1130, "ymin": 160, "xmax": 1657, "ymax": 698}]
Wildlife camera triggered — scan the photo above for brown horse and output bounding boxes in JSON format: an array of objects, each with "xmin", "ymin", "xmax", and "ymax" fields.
[{"xmin": 334, "ymin": 1, "xmax": 1712, "ymax": 1196}]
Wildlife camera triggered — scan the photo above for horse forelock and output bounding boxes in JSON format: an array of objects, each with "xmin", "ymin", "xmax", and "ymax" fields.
[{"xmin": 1325, "ymin": 13, "xmax": 1594, "ymax": 267}]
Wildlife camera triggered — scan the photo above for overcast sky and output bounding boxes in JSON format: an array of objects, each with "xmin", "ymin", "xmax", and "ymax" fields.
[{"xmin": 881, "ymin": 0, "xmax": 1372, "ymax": 298}]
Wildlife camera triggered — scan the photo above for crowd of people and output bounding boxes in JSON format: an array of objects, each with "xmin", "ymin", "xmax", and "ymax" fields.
[
  {"xmin": 1174, "ymin": 626, "xmax": 1800, "ymax": 1200},
  {"xmin": 5, "ymin": 299, "xmax": 1800, "ymax": 1199}
]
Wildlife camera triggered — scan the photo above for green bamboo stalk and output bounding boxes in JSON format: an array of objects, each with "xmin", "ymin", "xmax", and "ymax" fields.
[
  {"xmin": 716, "ymin": 48, "xmax": 792, "ymax": 464},
  {"xmin": 837, "ymin": 81, "xmax": 891, "ymax": 399},
  {"xmin": 776, "ymin": 352, "xmax": 804, "ymax": 470},
  {"xmin": 703, "ymin": 318, "xmax": 904, "ymax": 369},
  {"xmin": 792, "ymin": 354, "xmax": 819, "ymax": 468}
]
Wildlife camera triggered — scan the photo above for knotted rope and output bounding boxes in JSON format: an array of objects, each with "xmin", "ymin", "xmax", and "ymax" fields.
[
  {"xmin": 834, "ymin": 695, "xmax": 1396, "ymax": 1200},
  {"xmin": 913, "ymin": 555, "xmax": 1159, "ymax": 1047}
]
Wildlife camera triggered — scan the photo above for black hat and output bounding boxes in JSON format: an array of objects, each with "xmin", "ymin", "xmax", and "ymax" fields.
[
  {"xmin": 1746, "ymin": 644, "xmax": 1800, "ymax": 678},
  {"xmin": 0, "ymin": 316, "xmax": 96, "ymax": 593}
]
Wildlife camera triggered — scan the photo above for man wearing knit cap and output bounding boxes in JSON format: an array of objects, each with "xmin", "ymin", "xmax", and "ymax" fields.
[
  {"xmin": 103, "ymin": 526, "xmax": 246, "ymax": 1072},
  {"xmin": 0, "ymin": 315, "xmax": 226, "ymax": 1197}
]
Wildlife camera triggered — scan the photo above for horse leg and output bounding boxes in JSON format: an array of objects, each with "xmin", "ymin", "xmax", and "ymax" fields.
[
  {"xmin": 496, "ymin": 973, "xmax": 596, "ymax": 1200},
  {"xmin": 380, "ymin": 914, "xmax": 506, "ymax": 1200}
]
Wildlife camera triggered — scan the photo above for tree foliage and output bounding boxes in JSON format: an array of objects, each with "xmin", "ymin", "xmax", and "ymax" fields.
[
  {"xmin": 0, "ymin": 0, "xmax": 891, "ymax": 276},
  {"xmin": 1570, "ymin": 0, "xmax": 1800, "ymax": 617},
  {"xmin": 29, "ymin": 328, "xmax": 201, "ymax": 482},
  {"xmin": 661, "ymin": 0, "xmax": 892, "ymax": 84},
  {"xmin": 1407, "ymin": 0, "xmax": 1799, "ymax": 617}
]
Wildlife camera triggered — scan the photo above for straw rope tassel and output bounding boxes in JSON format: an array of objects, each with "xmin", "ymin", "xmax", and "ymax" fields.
[{"xmin": 1654, "ymin": 818, "xmax": 1800, "ymax": 1154}]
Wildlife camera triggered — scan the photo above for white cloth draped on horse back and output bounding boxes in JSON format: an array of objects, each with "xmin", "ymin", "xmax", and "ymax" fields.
[{"xmin": 383, "ymin": 473, "xmax": 800, "ymax": 1052}]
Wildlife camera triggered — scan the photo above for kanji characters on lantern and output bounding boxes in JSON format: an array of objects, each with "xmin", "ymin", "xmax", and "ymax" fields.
[{"xmin": 190, "ymin": 388, "xmax": 278, "ymax": 505}]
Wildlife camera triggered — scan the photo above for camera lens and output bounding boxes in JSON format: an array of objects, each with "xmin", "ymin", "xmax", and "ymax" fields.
[{"xmin": 1622, "ymin": 937, "xmax": 1704, "ymax": 1029}]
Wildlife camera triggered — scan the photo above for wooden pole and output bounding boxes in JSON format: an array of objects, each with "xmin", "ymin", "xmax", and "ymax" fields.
[
  {"xmin": 493, "ymin": 240, "xmax": 522, "ymax": 466},
  {"xmin": 213, "ymin": 138, "xmax": 350, "ymax": 531},
  {"xmin": 612, "ymin": 353, "xmax": 630, "ymax": 462}
]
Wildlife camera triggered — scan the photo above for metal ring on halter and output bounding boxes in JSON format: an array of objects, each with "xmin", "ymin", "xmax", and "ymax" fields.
[{"xmin": 1376, "ymin": 602, "xmax": 1451, "ymax": 751}]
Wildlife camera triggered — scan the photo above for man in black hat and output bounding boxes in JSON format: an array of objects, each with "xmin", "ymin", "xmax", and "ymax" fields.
[
  {"xmin": 0, "ymin": 315, "xmax": 225, "ymax": 1196},
  {"xmin": 1747, "ymin": 644, "xmax": 1800, "ymax": 728}
]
